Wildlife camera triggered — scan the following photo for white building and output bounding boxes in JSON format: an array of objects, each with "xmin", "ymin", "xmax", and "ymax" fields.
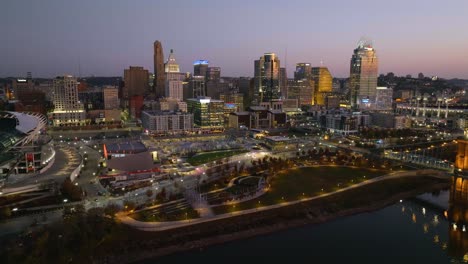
[
  {"xmin": 164, "ymin": 49, "xmax": 185, "ymax": 101},
  {"xmin": 49, "ymin": 75, "xmax": 86, "ymax": 126},
  {"xmin": 141, "ymin": 110, "xmax": 193, "ymax": 133}
]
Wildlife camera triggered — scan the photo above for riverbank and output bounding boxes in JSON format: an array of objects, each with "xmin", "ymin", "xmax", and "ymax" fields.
[{"xmin": 97, "ymin": 176, "xmax": 449, "ymax": 263}]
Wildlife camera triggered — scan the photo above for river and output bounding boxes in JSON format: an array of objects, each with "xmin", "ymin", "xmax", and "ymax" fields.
[{"xmin": 144, "ymin": 187, "xmax": 468, "ymax": 263}]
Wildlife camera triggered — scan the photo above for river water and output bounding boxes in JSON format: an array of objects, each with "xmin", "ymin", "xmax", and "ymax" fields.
[{"xmin": 147, "ymin": 186, "xmax": 468, "ymax": 263}]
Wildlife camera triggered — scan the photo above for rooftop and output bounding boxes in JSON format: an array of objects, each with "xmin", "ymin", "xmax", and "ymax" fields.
[{"xmin": 104, "ymin": 141, "xmax": 147, "ymax": 154}]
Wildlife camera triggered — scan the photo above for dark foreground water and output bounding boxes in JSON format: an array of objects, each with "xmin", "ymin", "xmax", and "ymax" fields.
[{"xmin": 144, "ymin": 190, "xmax": 467, "ymax": 263}]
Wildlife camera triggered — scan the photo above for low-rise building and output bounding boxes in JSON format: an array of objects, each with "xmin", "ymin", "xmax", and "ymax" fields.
[{"xmin": 141, "ymin": 110, "xmax": 193, "ymax": 134}]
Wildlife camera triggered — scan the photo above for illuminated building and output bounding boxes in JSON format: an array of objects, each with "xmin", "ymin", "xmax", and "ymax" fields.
[
  {"xmin": 154, "ymin": 40, "xmax": 165, "ymax": 97},
  {"xmin": 49, "ymin": 75, "xmax": 86, "ymax": 126},
  {"xmin": 254, "ymin": 53, "xmax": 280, "ymax": 104},
  {"xmin": 164, "ymin": 49, "xmax": 184, "ymax": 100},
  {"xmin": 287, "ymin": 79, "xmax": 314, "ymax": 106},
  {"xmin": 187, "ymin": 97, "xmax": 224, "ymax": 129},
  {"xmin": 294, "ymin": 63, "xmax": 312, "ymax": 81},
  {"xmin": 349, "ymin": 39, "xmax": 378, "ymax": 109},
  {"xmin": 311, "ymin": 67, "xmax": 333, "ymax": 106}
]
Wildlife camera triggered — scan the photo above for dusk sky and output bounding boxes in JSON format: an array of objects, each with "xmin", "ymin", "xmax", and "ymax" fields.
[{"xmin": 1, "ymin": 0, "xmax": 468, "ymax": 79}]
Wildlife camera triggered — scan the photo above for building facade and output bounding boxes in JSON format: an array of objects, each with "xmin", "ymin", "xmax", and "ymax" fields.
[
  {"xmin": 154, "ymin": 40, "xmax": 165, "ymax": 97},
  {"xmin": 123, "ymin": 66, "xmax": 149, "ymax": 100},
  {"xmin": 103, "ymin": 86, "xmax": 120, "ymax": 110},
  {"xmin": 254, "ymin": 53, "xmax": 280, "ymax": 104},
  {"xmin": 294, "ymin": 63, "xmax": 312, "ymax": 81},
  {"xmin": 349, "ymin": 39, "xmax": 378, "ymax": 109},
  {"xmin": 141, "ymin": 110, "xmax": 193, "ymax": 133},
  {"xmin": 187, "ymin": 97, "xmax": 224, "ymax": 128},
  {"xmin": 50, "ymin": 75, "xmax": 86, "ymax": 126},
  {"xmin": 311, "ymin": 67, "xmax": 333, "ymax": 106}
]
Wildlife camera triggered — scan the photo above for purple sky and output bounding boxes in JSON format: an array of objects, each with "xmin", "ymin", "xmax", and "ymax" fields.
[{"xmin": 1, "ymin": 0, "xmax": 468, "ymax": 79}]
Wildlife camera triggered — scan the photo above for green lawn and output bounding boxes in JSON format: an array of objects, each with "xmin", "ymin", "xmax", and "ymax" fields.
[
  {"xmin": 187, "ymin": 149, "xmax": 248, "ymax": 166},
  {"xmin": 212, "ymin": 166, "xmax": 387, "ymax": 215}
]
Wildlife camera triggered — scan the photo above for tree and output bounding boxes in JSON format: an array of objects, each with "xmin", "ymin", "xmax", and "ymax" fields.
[
  {"xmin": 104, "ymin": 204, "xmax": 121, "ymax": 218},
  {"xmin": 145, "ymin": 189, "xmax": 154, "ymax": 198},
  {"xmin": 61, "ymin": 178, "xmax": 83, "ymax": 201}
]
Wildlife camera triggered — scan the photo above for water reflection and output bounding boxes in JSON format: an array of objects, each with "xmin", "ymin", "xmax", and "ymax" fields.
[{"xmin": 448, "ymin": 175, "xmax": 468, "ymax": 260}]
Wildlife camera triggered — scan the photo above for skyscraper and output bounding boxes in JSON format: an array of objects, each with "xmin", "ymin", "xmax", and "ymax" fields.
[
  {"xmin": 311, "ymin": 67, "xmax": 333, "ymax": 106},
  {"xmin": 349, "ymin": 39, "xmax": 378, "ymax": 109},
  {"xmin": 294, "ymin": 63, "xmax": 312, "ymax": 81},
  {"xmin": 164, "ymin": 49, "xmax": 184, "ymax": 100},
  {"xmin": 50, "ymin": 75, "xmax": 86, "ymax": 126},
  {"xmin": 123, "ymin": 66, "xmax": 149, "ymax": 99},
  {"xmin": 254, "ymin": 53, "xmax": 280, "ymax": 104},
  {"xmin": 279, "ymin": 67, "xmax": 288, "ymax": 99},
  {"xmin": 154, "ymin": 41, "xmax": 165, "ymax": 97},
  {"xmin": 194, "ymin": 60, "xmax": 209, "ymax": 77},
  {"xmin": 206, "ymin": 67, "xmax": 221, "ymax": 82}
]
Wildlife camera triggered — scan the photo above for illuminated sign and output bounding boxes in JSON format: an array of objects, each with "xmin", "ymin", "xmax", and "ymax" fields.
[
  {"xmin": 193, "ymin": 60, "xmax": 209, "ymax": 65},
  {"xmin": 17, "ymin": 79, "xmax": 27, "ymax": 82},
  {"xmin": 361, "ymin": 98, "xmax": 369, "ymax": 103},
  {"xmin": 225, "ymin": 103, "xmax": 236, "ymax": 109}
]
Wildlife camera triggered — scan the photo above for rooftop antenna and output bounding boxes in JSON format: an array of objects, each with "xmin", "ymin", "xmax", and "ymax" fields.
[{"xmin": 320, "ymin": 59, "xmax": 324, "ymax": 66}]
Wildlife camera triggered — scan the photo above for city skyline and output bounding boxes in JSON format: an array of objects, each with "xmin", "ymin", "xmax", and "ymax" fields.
[{"xmin": 1, "ymin": 0, "xmax": 468, "ymax": 79}]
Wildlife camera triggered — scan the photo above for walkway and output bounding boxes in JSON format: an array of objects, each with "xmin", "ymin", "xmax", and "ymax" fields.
[{"xmin": 118, "ymin": 168, "xmax": 449, "ymax": 232}]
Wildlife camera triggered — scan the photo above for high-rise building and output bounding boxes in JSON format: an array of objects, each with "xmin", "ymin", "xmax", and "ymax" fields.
[
  {"xmin": 254, "ymin": 53, "xmax": 280, "ymax": 104},
  {"xmin": 123, "ymin": 66, "xmax": 149, "ymax": 100},
  {"xmin": 162, "ymin": 49, "xmax": 184, "ymax": 101},
  {"xmin": 103, "ymin": 86, "xmax": 119, "ymax": 110},
  {"xmin": 154, "ymin": 41, "xmax": 165, "ymax": 97},
  {"xmin": 187, "ymin": 97, "xmax": 225, "ymax": 129},
  {"xmin": 50, "ymin": 75, "xmax": 86, "ymax": 126},
  {"xmin": 311, "ymin": 67, "xmax": 333, "ymax": 106},
  {"xmin": 349, "ymin": 39, "xmax": 378, "ymax": 109},
  {"xmin": 165, "ymin": 49, "xmax": 181, "ymax": 76},
  {"xmin": 188, "ymin": 76, "xmax": 207, "ymax": 98},
  {"xmin": 194, "ymin": 60, "xmax": 209, "ymax": 77},
  {"xmin": 206, "ymin": 67, "xmax": 221, "ymax": 82},
  {"xmin": 294, "ymin": 63, "xmax": 312, "ymax": 81},
  {"xmin": 279, "ymin": 67, "xmax": 288, "ymax": 99}
]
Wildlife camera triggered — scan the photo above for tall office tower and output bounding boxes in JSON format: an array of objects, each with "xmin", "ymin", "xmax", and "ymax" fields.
[
  {"xmin": 154, "ymin": 40, "xmax": 165, "ymax": 97},
  {"xmin": 294, "ymin": 63, "xmax": 312, "ymax": 81},
  {"xmin": 165, "ymin": 49, "xmax": 180, "ymax": 74},
  {"xmin": 349, "ymin": 39, "xmax": 378, "ymax": 109},
  {"xmin": 103, "ymin": 86, "xmax": 120, "ymax": 110},
  {"xmin": 123, "ymin": 66, "xmax": 149, "ymax": 100},
  {"xmin": 164, "ymin": 49, "xmax": 184, "ymax": 100},
  {"xmin": 50, "ymin": 75, "xmax": 85, "ymax": 126},
  {"xmin": 279, "ymin": 67, "xmax": 288, "ymax": 98},
  {"xmin": 254, "ymin": 53, "xmax": 280, "ymax": 104},
  {"xmin": 311, "ymin": 67, "xmax": 333, "ymax": 106},
  {"xmin": 206, "ymin": 67, "xmax": 221, "ymax": 82},
  {"xmin": 12, "ymin": 78, "xmax": 34, "ymax": 101},
  {"xmin": 194, "ymin": 60, "xmax": 209, "ymax": 77},
  {"xmin": 189, "ymin": 76, "xmax": 207, "ymax": 98}
]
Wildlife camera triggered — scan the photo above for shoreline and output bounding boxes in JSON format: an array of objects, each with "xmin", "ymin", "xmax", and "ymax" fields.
[{"xmin": 106, "ymin": 180, "xmax": 449, "ymax": 263}]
